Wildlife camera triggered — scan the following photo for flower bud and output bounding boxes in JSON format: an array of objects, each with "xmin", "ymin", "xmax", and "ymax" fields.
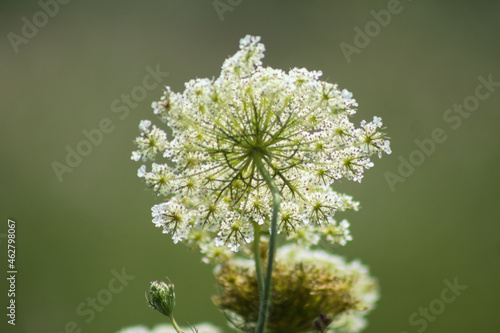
[{"xmin": 145, "ymin": 278, "xmax": 176, "ymax": 317}]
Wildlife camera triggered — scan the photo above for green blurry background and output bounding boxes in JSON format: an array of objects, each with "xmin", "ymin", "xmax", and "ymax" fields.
[{"xmin": 1, "ymin": 0, "xmax": 499, "ymax": 332}]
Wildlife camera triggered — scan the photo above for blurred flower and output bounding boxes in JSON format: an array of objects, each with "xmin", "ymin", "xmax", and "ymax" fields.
[
  {"xmin": 116, "ymin": 322, "xmax": 221, "ymax": 333},
  {"xmin": 132, "ymin": 35, "xmax": 390, "ymax": 252},
  {"xmin": 212, "ymin": 245, "xmax": 379, "ymax": 333},
  {"xmin": 117, "ymin": 326, "xmax": 150, "ymax": 333},
  {"xmin": 320, "ymin": 219, "xmax": 352, "ymax": 246}
]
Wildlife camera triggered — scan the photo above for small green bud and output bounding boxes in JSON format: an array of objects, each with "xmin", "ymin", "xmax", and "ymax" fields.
[{"xmin": 146, "ymin": 278, "xmax": 176, "ymax": 317}]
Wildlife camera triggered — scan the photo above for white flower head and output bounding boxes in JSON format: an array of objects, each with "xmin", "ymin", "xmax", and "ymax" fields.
[
  {"xmin": 152, "ymin": 200, "xmax": 194, "ymax": 244},
  {"xmin": 133, "ymin": 35, "xmax": 390, "ymax": 250},
  {"xmin": 200, "ymin": 241, "xmax": 234, "ymax": 264},
  {"xmin": 286, "ymin": 223, "xmax": 320, "ymax": 248},
  {"xmin": 131, "ymin": 120, "xmax": 168, "ymax": 162},
  {"xmin": 320, "ymin": 219, "xmax": 353, "ymax": 246},
  {"xmin": 277, "ymin": 201, "xmax": 304, "ymax": 234},
  {"xmin": 214, "ymin": 212, "xmax": 253, "ymax": 252}
]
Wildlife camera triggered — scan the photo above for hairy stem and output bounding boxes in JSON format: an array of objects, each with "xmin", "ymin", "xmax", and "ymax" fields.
[
  {"xmin": 255, "ymin": 157, "xmax": 281, "ymax": 333},
  {"xmin": 253, "ymin": 222, "xmax": 264, "ymax": 295}
]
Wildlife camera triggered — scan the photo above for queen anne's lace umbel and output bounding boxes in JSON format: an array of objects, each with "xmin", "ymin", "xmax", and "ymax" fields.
[
  {"xmin": 132, "ymin": 35, "xmax": 390, "ymax": 253},
  {"xmin": 213, "ymin": 245, "xmax": 379, "ymax": 333}
]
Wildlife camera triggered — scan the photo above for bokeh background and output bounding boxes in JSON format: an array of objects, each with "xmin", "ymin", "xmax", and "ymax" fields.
[{"xmin": 1, "ymin": 0, "xmax": 499, "ymax": 332}]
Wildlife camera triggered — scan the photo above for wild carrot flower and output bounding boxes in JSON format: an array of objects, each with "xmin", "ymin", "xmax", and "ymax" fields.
[
  {"xmin": 213, "ymin": 244, "xmax": 379, "ymax": 333},
  {"xmin": 132, "ymin": 35, "xmax": 390, "ymax": 252}
]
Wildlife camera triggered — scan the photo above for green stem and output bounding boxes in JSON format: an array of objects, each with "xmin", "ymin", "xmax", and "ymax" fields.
[
  {"xmin": 255, "ymin": 157, "xmax": 281, "ymax": 333},
  {"xmin": 253, "ymin": 222, "xmax": 264, "ymax": 295},
  {"xmin": 168, "ymin": 314, "xmax": 183, "ymax": 333}
]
